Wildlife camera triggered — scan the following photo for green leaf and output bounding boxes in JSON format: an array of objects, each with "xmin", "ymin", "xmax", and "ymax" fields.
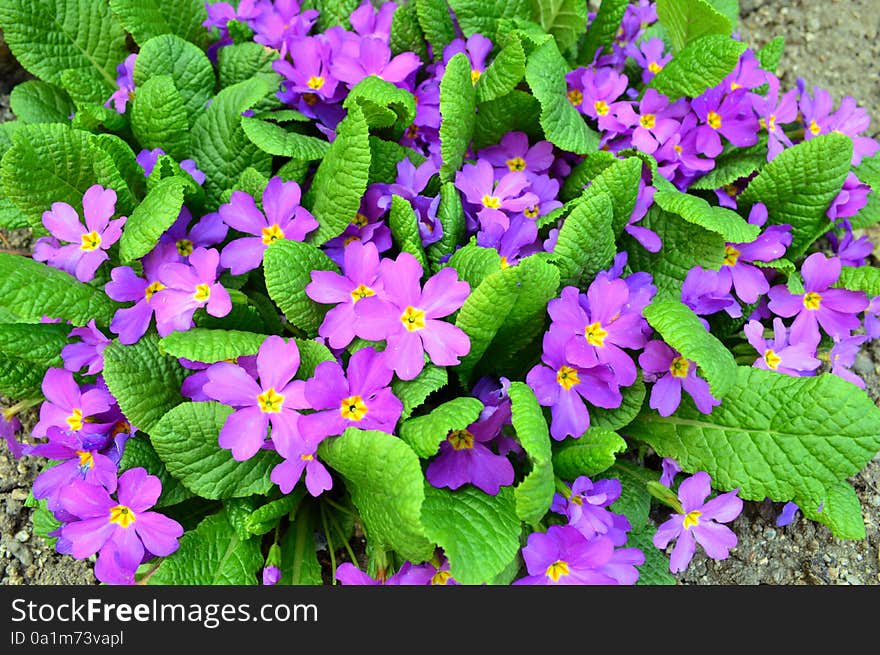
[
  {"xmin": 653, "ymin": 189, "xmax": 760, "ymax": 243},
  {"xmin": 392, "ymin": 364, "xmax": 448, "ymax": 421},
  {"xmin": 306, "ymin": 105, "xmax": 371, "ymax": 245},
  {"xmin": 245, "ymin": 490, "xmax": 305, "ymax": 536},
  {"xmin": 689, "ymin": 150, "xmax": 767, "ymax": 191},
  {"xmin": 0, "ymin": 0, "xmax": 127, "ymax": 92},
  {"xmin": 628, "ymin": 366, "xmax": 880, "ymax": 536},
  {"xmin": 388, "ymin": 195, "xmax": 429, "ymax": 270},
  {"xmin": 0, "ymin": 254, "xmax": 118, "ymax": 326},
  {"xmin": 628, "ymin": 525, "xmax": 677, "ymax": 585},
  {"xmin": 32, "ymin": 501, "xmax": 61, "ymax": 549},
  {"xmin": 835, "ymin": 265, "xmax": 880, "ymax": 297},
  {"xmin": 579, "ymin": 0, "xmax": 629, "ymax": 62},
  {"xmin": 304, "ymin": 0, "xmax": 360, "ymax": 31},
  {"xmin": 119, "ymin": 176, "xmax": 186, "ymax": 264},
  {"xmin": 344, "ymin": 75, "xmax": 417, "ymax": 130},
  {"xmin": 191, "ymin": 79, "xmax": 274, "ymax": 211},
  {"xmin": 656, "ymin": 0, "xmax": 732, "ymax": 53},
  {"xmin": 415, "ymin": 0, "xmax": 457, "ymax": 57},
  {"xmin": 508, "ymin": 381, "xmax": 554, "ymax": 526},
  {"xmin": 226, "ymin": 497, "xmax": 259, "ymax": 541},
  {"xmin": 526, "ymin": 38, "xmax": 599, "ymax": 154},
  {"xmin": 473, "ymin": 89, "xmax": 542, "ymax": 150},
  {"xmin": 447, "ymin": 0, "xmax": 531, "ymax": 37},
  {"xmin": 797, "ymin": 480, "xmax": 866, "ymax": 540},
  {"xmin": 643, "ymin": 300, "xmax": 738, "ymax": 398},
  {"xmin": 739, "ymin": 133, "xmax": 854, "ymax": 257},
  {"xmin": 264, "ymin": 240, "xmax": 339, "ymax": 336},
  {"xmin": 159, "ymin": 328, "xmax": 266, "ymax": 362},
  {"xmin": 217, "ymin": 42, "xmax": 281, "ymax": 90},
  {"xmin": 421, "ymin": 486, "xmax": 522, "ymax": 584},
  {"xmin": 279, "ymin": 500, "xmax": 323, "ymax": 585},
  {"xmin": 102, "ymin": 335, "xmax": 187, "ymax": 434},
  {"xmin": 590, "ymin": 375, "xmax": 646, "ymax": 431},
  {"xmin": 0, "ymin": 198, "xmax": 29, "ymax": 230},
  {"xmin": 92, "ymin": 133, "xmax": 147, "ymax": 202},
  {"xmin": 559, "ymin": 150, "xmax": 617, "ymax": 202},
  {"xmin": 292, "ymin": 338, "xmax": 336, "ymax": 379},
  {"xmin": 9, "ymin": 81, "xmax": 74, "ymax": 124},
  {"xmin": 475, "ymin": 36, "xmax": 526, "ymax": 103},
  {"xmin": 319, "ymin": 428, "xmax": 434, "ymax": 562},
  {"xmin": 427, "ymin": 182, "xmax": 466, "ymax": 270},
  {"xmin": 130, "ymin": 75, "xmax": 190, "ymax": 161},
  {"xmin": 133, "ymin": 34, "xmax": 215, "ymax": 125},
  {"xmin": 552, "ymin": 428, "xmax": 627, "ymax": 479},
  {"xmin": 549, "ymin": 186, "xmax": 615, "ymax": 287},
  {"xmin": 389, "ymin": 0, "xmax": 427, "ymax": 60},
  {"xmin": 439, "ymin": 52, "xmax": 477, "ymax": 182},
  {"xmin": 109, "ymin": 0, "xmax": 208, "ymax": 47},
  {"xmin": 399, "ymin": 397, "xmax": 484, "ymax": 457},
  {"xmin": 446, "ymin": 240, "xmax": 503, "ymax": 290},
  {"xmin": 241, "ymin": 116, "xmax": 330, "ymax": 160},
  {"xmin": 148, "ymin": 509, "xmax": 262, "ymax": 585},
  {"xmin": 368, "ymin": 136, "xmax": 426, "ymax": 185},
  {"xmin": 118, "ymin": 436, "xmax": 194, "ymax": 508},
  {"xmin": 151, "ymin": 401, "xmax": 279, "ymax": 499},
  {"xmin": 756, "ymin": 36, "xmax": 785, "ymax": 73},
  {"xmin": 0, "ymin": 322, "xmax": 68, "ymax": 398},
  {"xmin": 648, "ymin": 34, "xmax": 748, "ymax": 100},
  {"xmin": 531, "ymin": 0, "xmax": 588, "ymax": 54}
]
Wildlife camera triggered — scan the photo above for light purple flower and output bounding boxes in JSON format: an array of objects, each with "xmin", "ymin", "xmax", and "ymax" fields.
[
  {"xmin": 270, "ymin": 430, "xmax": 333, "ymax": 497},
  {"xmin": 331, "ymin": 36, "xmax": 420, "ymax": 88},
  {"xmin": 551, "ymin": 477, "xmax": 631, "ymax": 546},
  {"xmin": 274, "ymin": 36, "xmax": 341, "ymax": 104},
  {"xmin": 152, "ymin": 247, "xmax": 232, "ymax": 336},
  {"xmin": 625, "ymin": 37, "xmax": 671, "ymax": 84},
  {"xmin": 865, "ymin": 295, "xmax": 880, "ymax": 340},
  {"xmin": 776, "ymin": 501, "xmax": 800, "ymax": 527},
  {"xmin": 752, "ymin": 75, "xmax": 798, "ymax": 160},
  {"xmin": 477, "ymin": 131, "xmax": 555, "ymax": 179},
  {"xmin": 105, "ymin": 53, "xmax": 137, "ymax": 113},
  {"xmin": 660, "ymin": 457, "xmax": 681, "ymax": 487},
  {"xmin": 251, "ymin": 0, "xmax": 318, "ymax": 57},
  {"xmin": 718, "ymin": 219, "xmax": 792, "ymax": 305},
  {"xmin": 105, "ymin": 248, "xmax": 174, "ymax": 345},
  {"xmin": 335, "ymin": 561, "xmax": 435, "ymax": 586},
  {"xmin": 827, "ymin": 221, "xmax": 873, "ymax": 267},
  {"xmin": 443, "ymin": 33, "xmax": 493, "ymax": 85},
  {"xmin": 574, "ymin": 67, "xmax": 629, "ymax": 121},
  {"xmin": 639, "ymin": 340, "xmax": 720, "ymax": 417},
  {"xmin": 62, "ymin": 320, "xmax": 111, "ymax": 376},
  {"xmin": 826, "ymin": 172, "xmax": 871, "ymax": 221},
  {"xmin": 1, "ymin": 411, "xmax": 23, "ymax": 459},
  {"xmin": 744, "ymin": 318, "xmax": 821, "ymax": 375},
  {"xmin": 681, "ymin": 266, "xmax": 741, "ymax": 318},
  {"xmin": 350, "ymin": 0, "xmax": 397, "ymax": 40},
  {"xmin": 455, "ymin": 159, "xmax": 539, "ymax": 232},
  {"xmin": 32, "ymin": 368, "xmax": 113, "ymax": 439},
  {"xmin": 691, "ymin": 86, "xmax": 760, "ymax": 156},
  {"xmin": 262, "ymin": 565, "xmax": 281, "ymax": 586},
  {"xmin": 829, "ymin": 334, "xmax": 869, "ymax": 388},
  {"xmin": 607, "ymin": 89, "xmax": 685, "ymax": 154},
  {"xmin": 653, "ymin": 471, "xmax": 743, "ymax": 574},
  {"xmin": 157, "ymin": 207, "xmax": 229, "ymax": 263}
]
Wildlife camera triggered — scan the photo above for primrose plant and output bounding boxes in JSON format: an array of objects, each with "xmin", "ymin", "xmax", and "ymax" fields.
[{"xmin": 1, "ymin": 0, "xmax": 879, "ymax": 586}]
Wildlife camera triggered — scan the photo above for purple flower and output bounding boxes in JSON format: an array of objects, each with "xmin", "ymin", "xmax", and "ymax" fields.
[
  {"xmin": 219, "ymin": 177, "xmax": 318, "ymax": 275},
  {"xmin": 829, "ymin": 334, "xmax": 869, "ymax": 388},
  {"xmin": 607, "ymin": 89, "xmax": 685, "ymax": 154},
  {"xmin": 105, "ymin": 248, "xmax": 173, "ymax": 345},
  {"xmin": 719, "ymin": 220, "xmax": 792, "ymax": 305},
  {"xmin": 744, "ymin": 318, "xmax": 821, "ymax": 376},
  {"xmin": 331, "ymin": 36, "xmax": 420, "ymax": 88},
  {"xmin": 135, "ymin": 148, "xmax": 206, "ymax": 184},
  {"xmin": 478, "ymin": 213, "xmax": 540, "ymax": 268},
  {"xmin": 691, "ymin": 86, "xmax": 760, "ymax": 156},
  {"xmin": 299, "ymin": 347, "xmax": 403, "ymax": 443},
  {"xmin": 105, "ymin": 53, "xmax": 137, "ymax": 113},
  {"xmin": 274, "ymin": 37, "xmax": 341, "ymax": 104},
  {"xmin": 270, "ymin": 429, "xmax": 333, "ymax": 496},
  {"xmin": 59, "ymin": 468, "xmax": 184, "ymax": 585},
  {"xmin": 551, "ymin": 477, "xmax": 631, "ymax": 546},
  {"xmin": 681, "ymin": 266, "xmax": 741, "ymax": 318},
  {"xmin": 375, "ymin": 158, "xmax": 443, "ymax": 246},
  {"xmin": 251, "ymin": 0, "xmax": 318, "ymax": 57},
  {"xmin": 574, "ymin": 67, "xmax": 629, "ymax": 120},
  {"xmin": 262, "ymin": 565, "xmax": 281, "ymax": 586},
  {"xmin": 157, "ymin": 207, "xmax": 229, "ymax": 262},
  {"xmin": 454, "ymin": 159, "xmax": 539, "ymax": 231},
  {"xmin": 639, "ymin": 340, "xmax": 720, "ymax": 416},
  {"xmin": 653, "ymin": 471, "xmax": 742, "ymax": 573},
  {"xmin": 477, "ymin": 131, "xmax": 555, "ymax": 179},
  {"xmin": 826, "ymin": 172, "xmax": 871, "ymax": 221},
  {"xmin": 335, "ymin": 561, "xmax": 435, "ymax": 586},
  {"xmin": 203, "ymin": 336, "xmax": 308, "ymax": 461},
  {"xmin": 349, "ymin": 0, "xmax": 397, "ymax": 40},
  {"xmin": 660, "ymin": 457, "xmax": 681, "ymax": 487},
  {"xmin": 61, "ymin": 320, "xmax": 111, "ymax": 376},
  {"xmin": 36, "ymin": 185, "xmax": 127, "ymax": 282},
  {"xmin": 625, "ymin": 181, "xmax": 661, "ymax": 252},
  {"xmin": 776, "ymin": 501, "xmax": 800, "ymax": 527},
  {"xmin": 514, "ymin": 526, "xmax": 643, "ymax": 585},
  {"xmin": 625, "ymin": 37, "xmax": 671, "ymax": 84},
  {"xmin": 354, "ymin": 253, "xmax": 470, "ymax": 380},
  {"xmin": 767, "ymin": 252, "xmax": 868, "ymax": 345},
  {"xmin": 443, "ymin": 33, "xmax": 493, "ymax": 85},
  {"xmin": 865, "ymin": 295, "xmax": 880, "ymax": 340},
  {"xmin": 1, "ymin": 411, "xmax": 23, "ymax": 459},
  {"xmin": 827, "ymin": 221, "xmax": 873, "ymax": 267},
  {"xmin": 826, "ymin": 96, "xmax": 879, "ymax": 166},
  {"xmin": 722, "ymin": 50, "xmax": 767, "ymax": 93},
  {"xmin": 752, "ymin": 75, "xmax": 798, "ymax": 160},
  {"xmin": 152, "ymin": 247, "xmax": 232, "ymax": 336},
  {"xmin": 655, "ymin": 113, "xmax": 716, "ymax": 180},
  {"xmin": 32, "ymin": 368, "xmax": 113, "ymax": 439}
]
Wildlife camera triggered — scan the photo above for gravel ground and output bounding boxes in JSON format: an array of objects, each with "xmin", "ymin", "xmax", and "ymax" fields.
[{"xmin": 2, "ymin": 2, "xmax": 880, "ymax": 586}]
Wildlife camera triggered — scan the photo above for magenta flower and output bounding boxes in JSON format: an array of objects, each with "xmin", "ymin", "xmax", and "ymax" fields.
[
  {"xmin": 625, "ymin": 36, "xmax": 671, "ymax": 84},
  {"xmin": 767, "ymin": 252, "xmax": 868, "ymax": 345},
  {"xmin": 105, "ymin": 248, "xmax": 174, "ymax": 345},
  {"xmin": 335, "ymin": 561, "xmax": 435, "ymax": 586},
  {"xmin": 551, "ymin": 477, "xmax": 631, "ymax": 546},
  {"xmin": 152, "ymin": 247, "xmax": 232, "ymax": 337},
  {"xmin": 752, "ymin": 75, "xmax": 798, "ymax": 160},
  {"xmin": 349, "ymin": 0, "xmax": 397, "ymax": 40},
  {"xmin": 59, "ymin": 468, "xmax": 184, "ymax": 585},
  {"xmin": 653, "ymin": 471, "xmax": 743, "ymax": 574},
  {"xmin": 331, "ymin": 36, "xmax": 420, "ymax": 88},
  {"xmin": 639, "ymin": 340, "xmax": 720, "ymax": 417},
  {"xmin": 32, "ymin": 368, "xmax": 113, "ymax": 439},
  {"xmin": 36, "ymin": 185, "xmax": 127, "ymax": 282},
  {"xmin": 262, "ymin": 565, "xmax": 281, "ymax": 586},
  {"xmin": 354, "ymin": 253, "xmax": 470, "ymax": 380},
  {"xmin": 477, "ymin": 131, "xmax": 555, "ymax": 179},
  {"xmin": 743, "ymin": 318, "xmax": 821, "ymax": 375},
  {"xmin": 219, "ymin": 177, "xmax": 318, "ymax": 275},
  {"xmin": 62, "ymin": 320, "xmax": 111, "ymax": 376},
  {"xmin": 270, "ymin": 430, "xmax": 333, "ymax": 496},
  {"xmin": 203, "ymin": 336, "xmax": 308, "ymax": 461},
  {"xmin": 274, "ymin": 36, "xmax": 341, "ymax": 104},
  {"xmin": 1, "ymin": 412, "xmax": 23, "ymax": 459},
  {"xmin": 829, "ymin": 334, "xmax": 869, "ymax": 388},
  {"xmin": 691, "ymin": 86, "xmax": 760, "ymax": 156},
  {"xmin": 574, "ymin": 67, "xmax": 629, "ymax": 120},
  {"xmin": 105, "ymin": 53, "xmax": 137, "ymax": 113},
  {"xmin": 157, "ymin": 207, "xmax": 228, "ymax": 263},
  {"xmin": 251, "ymin": 0, "xmax": 318, "ymax": 56},
  {"xmin": 443, "ymin": 33, "xmax": 493, "ymax": 85},
  {"xmin": 454, "ymin": 159, "xmax": 539, "ymax": 231}
]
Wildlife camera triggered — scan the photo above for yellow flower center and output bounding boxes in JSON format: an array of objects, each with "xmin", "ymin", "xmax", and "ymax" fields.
[
  {"xmin": 545, "ymin": 560, "xmax": 570, "ymax": 582},
  {"xmin": 648, "ymin": 61, "xmax": 663, "ymax": 74},
  {"xmin": 584, "ymin": 321, "xmax": 608, "ymax": 347},
  {"xmin": 257, "ymin": 387, "xmax": 285, "ymax": 414},
  {"xmin": 767, "ymin": 114, "xmax": 777, "ymax": 132},
  {"xmin": 730, "ymin": 81, "xmax": 742, "ymax": 91},
  {"xmin": 340, "ymin": 395, "xmax": 368, "ymax": 422},
  {"xmin": 353, "ymin": 212, "xmax": 369, "ymax": 228},
  {"xmin": 481, "ymin": 194, "xmax": 501, "ymax": 209},
  {"xmin": 470, "ymin": 69, "xmax": 481, "ymax": 85},
  {"xmin": 723, "ymin": 245, "xmax": 741, "ymax": 267},
  {"xmin": 524, "ymin": 205, "xmax": 540, "ymax": 218},
  {"xmin": 145, "ymin": 280, "xmax": 165, "ymax": 301},
  {"xmin": 674, "ymin": 144, "xmax": 683, "ymax": 154},
  {"xmin": 405, "ymin": 124, "xmax": 419, "ymax": 139},
  {"xmin": 594, "ymin": 100, "xmax": 610, "ymax": 116},
  {"xmin": 80, "ymin": 231, "xmax": 102, "ymax": 252},
  {"xmin": 556, "ymin": 365, "xmax": 580, "ymax": 391},
  {"xmin": 66, "ymin": 408, "xmax": 84, "ymax": 432},
  {"xmin": 76, "ymin": 450, "xmax": 95, "ymax": 469},
  {"xmin": 764, "ymin": 349, "xmax": 782, "ymax": 370},
  {"xmin": 707, "ymin": 111, "xmax": 722, "ymax": 129},
  {"xmin": 400, "ymin": 306, "xmax": 426, "ymax": 332},
  {"xmin": 567, "ymin": 89, "xmax": 583, "ymax": 106},
  {"xmin": 506, "ymin": 156, "xmax": 526, "ymax": 172},
  {"xmin": 639, "ymin": 113, "xmax": 656, "ymax": 129},
  {"xmin": 343, "ymin": 235, "xmax": 361, "ymax": 246},
  {"xmin": 809, "ymin": 120, "xmax": 821, "ymax": 136},
  {"xmin": 571, "ymin": 495, "xmax": 583, "ymax": 506},
  {"xmin": 176, "ymin": 239, "xmax": 193, "ymax": 257},
  {"xmin": 499, "ymin": 256, "xmax": 509, "ymax": 270},
  {"xmin": 349, "ymin": 283, "xmax": 375, "ymax": 303},
  {"xmin": 431, "ymin": 570, "xmax": 454, "ymax": 585},
  {"xmin": 193, "ymin": 283, "xmax": 211, "ymax": 303},
  {"xmin": 109, "ymin": 504, "xmax": 136, "ymax": 528},
  {"xmin": 261, "ymin": 223, "xmax": 285, "ymax": 245},
  {"xmin": 669, "ymin": 356, "xmax": 690, "ymax": 378},
  {"xmin": 447, "ymin": 429, "xmax": 474, "ymax": 451},
  {"xmin": 307, "ymin": 75, "xmax": 325, "ymax": 90},
  {"xmin": 683, "ymin": 510, "xmax": 702, "ymax": 530},
  {"xmin": 803, "ymin": 291, "xmax": 822, "ymax": 311}
]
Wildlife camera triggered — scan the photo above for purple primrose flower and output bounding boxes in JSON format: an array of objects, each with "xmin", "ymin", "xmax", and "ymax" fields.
[
  {"xmin": 152, "ymin": 247, "xmax": 232, "ymax": 336},
  {"xmin": 639, "ymin": 340, "xmax": 720, "ymax": 417}
]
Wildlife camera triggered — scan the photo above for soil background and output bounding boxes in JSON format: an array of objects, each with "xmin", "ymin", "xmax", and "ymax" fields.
[{"xmin": 2, "ymin": 1, "xmax": 880, "ymax": 586}]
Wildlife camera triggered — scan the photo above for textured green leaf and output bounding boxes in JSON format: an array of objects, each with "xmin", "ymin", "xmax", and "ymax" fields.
[
  {"xmin": 559, "ymin": 150, "xmax": 617, "ymax": 202},
  {"xmin": 427, "ymin": 182, "xmax": 466, "ymax": 270},
  {"xmin": 388, "ymin": 194, "xmax": 429, "ymax": 270},
  {"xmin": 399, "ymin": 397, "xmax": 484, "ymax": 458},
  {"xmin": 475, "ymin": 37, "xmax": 526, "ymax": 103},
  {"xmin": 446, "ymin": 240, "xmax": 503, "ymax": 291},
  {"xmin": 689, "ymin": 151, "xmax": 767, "ymax": 191},
  {"xmin": 508, "ymin": 381, "xmax": 554, "ymax": 526},
  {"xmin": 225, "ymin": 497, "xmax": 259, "ymax": 541},
  {"xmin": 368, "ymin": 136, "xmax": 426, "ymax": 184},
  {"xmin": 531, "ymin": 0, "xmax": 588, "ymax": 53},
  {"xmin": 649, "ymin": 34, "xmax": 747, "ymax": 100},
  {"xmin": 344, "ymin": 75, "xmax": 417, "ymax": 130},
  {"xmin": 653, "ymin": 189, "xmax": 760, "ymax": 243},
  {"xmin": 217, "ymin": 42, "xmax": 282, "ymax": 90},
  {"xmin": 628, "ymin": 525, "xmax": 677, "ymax": 585},
  {"xmin": 549, "ymin": 186, "xmax": 615, "ymax": 287},
  {"xmin": 421, "ymin": 486, "xmax": 522, "ymax": 584},
  {"xmin": 304, "ymin": 0, "xmax": 360, "ymax": 31},
  {"xmin": 130, "ymin": 75, "xmax": 190, "ymax": 161},
  {"xmin": 31, "ymin": 501, "xmax": 61, "ymax": 548},
  {"xmin": 159, "ymin": 328, "xmax": 266, "ymax": 362},
  {"xmin": 392, "ymin": 364, "xmax": 448, "ymax": 421},
  {"xmin": 0, "ymin": 322, "xmax": 68, "ymax": 398},
  {"xmin": 241, "ymin": 116, "xmax": 329, "ymax": 160},
  {"xmin": 552, "ymin": 428, "xmax": 627, "ymax": 479},
  {"xmin": 118, "ymin": 436, "xmax": 194, "ymax": 508},
  {"xmin": 291, "ymin": 338, "xmax": 336, "ymax": 379},
  {"xmin": 447, "ymin": 0, "xmax": 531, "ymax": 37},
  {"xmin": 319, "ymin": 428, "xmax": 434, "ymax": 561},
  {"xmin": 0, "ymin": 198, "xmax": 29, "ymax": 230},
  {"xmin": 656, "ymin": 0, "xmax": 732, "ymax": 53},
  {"xmin": 245, "ymin": 490, "xmax": 305, "ymax": 536},
  {"xmin": 579, "ymin": 0, "xmax": 629, "ymax": 62},
  {"xmin": 109, "ymin": 0, "xmax": 207, "ymax": 47},
  {"xmin": 526, "ymin": 38, "xmax": 598, "ymax": 154},
  {"xmin": 439, "ymin": 52, "xmax": 477, "ymax": 181},
  {"xmin": 389, "ymin": 0, "xmax": 427, "ymax": 60},
  {"xmin": 92, "ymin": 133, "xmax": 147, "ymax": 202},
  {"xmin": 151, "ymin": 401, "xmax": 279, "ymax": 499},
  {"xmin": 149, "ymin": 509, "xmax": 262, "ymax": 585},
  {"xmin": 191, "ymin": 78, "xmax": 274, "ymax": 211},
  {"xmin": 739, "ymin": 133, "xmax": 853, "ymax": 257},
  {"xmin": 643, "ymin": 300, "xmax": 738, "ymax": 398},
  {"xmin": 756, "ymin": 36, "xmax": 785, "ymax": 73},
  {"xmin": 306, "ymin": 105, "xmax": 371, "ymax": 245},
  {"xmin": 9, "ymin": 81, "xmax": 74, "ymax": 124},
  {"xmin": 473, "ymin": 89, "xmax": 542, "ymax": 149},
  {"xmin": 590, "ymin": 375, "xmax": 646, "ymax": 431},
  {"xmin": 264, "ymin": 240, "xmax": 339, "ymax": 336},
  {"xmin": 797, "ymin": 480, "xmax": 866, "ymax": 540},
  {"xmin": 119, "ymin": 176, "xmax": 186, "ymax": 264},
  {"xmin": 415, "ymin": 0, "xmax": 457, "ymax": 57},
  {"xmin": 835, "ymin": 265, "xmax": 880, "ymax": 297},
  {"xmin": 0, "ymin": 254, "xmax": 118, "ymax": 326},
  {"xmin": 628, "ymin": 366, "xmax": 880, "ymax": 532},
  {"xmin": 102, "ymin": 335, "xmax": 187, "ymax": 433},
  {"xmin": 278, "ymin": 500, "xmax": 323, "ymax": 585},
  {"xmin": 0, "ymin": 0, "xmax": 127, "ymax": 92}
]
